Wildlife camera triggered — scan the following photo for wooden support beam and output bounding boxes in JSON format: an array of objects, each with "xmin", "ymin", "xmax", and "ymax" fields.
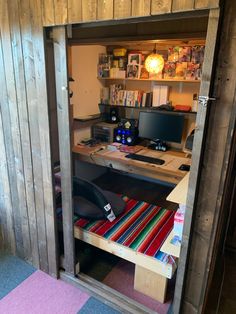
[
  {"xmin": 173, "ymin": 8, "xmax": 220, "ymax": 313},
  {"xmin": 53, "ymin": 26, "xmax": 75, "ymax": 275},
  {"xmin": 134, "ymin": 265, "xmax": 168, "ymax": 303}
]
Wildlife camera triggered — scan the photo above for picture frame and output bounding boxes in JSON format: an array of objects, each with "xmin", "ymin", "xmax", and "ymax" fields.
[
  {"xmin": 128, "ymin": 53, "xmax": 142, "ymax": 65},
  {"xmin": 126, "ymin": 64, "xmax": 141, "ymax": 79}
]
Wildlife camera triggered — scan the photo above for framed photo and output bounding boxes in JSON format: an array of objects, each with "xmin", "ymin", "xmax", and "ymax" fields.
[
  {"xmin": 128, "ymin": 53, "xmax": 142, "ymax": 65},
  {"xmin": 126, "ymin": 64, "xmax": 141, "ymax": 79}
]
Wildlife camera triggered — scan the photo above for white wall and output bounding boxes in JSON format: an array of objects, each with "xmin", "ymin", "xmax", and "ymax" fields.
[{"xmin": 71, "ymin": 45, "xmax": 106, "ymax": 117}]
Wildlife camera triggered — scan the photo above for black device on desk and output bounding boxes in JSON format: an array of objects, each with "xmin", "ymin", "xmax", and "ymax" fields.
[
  {"xmin": 138, "ymin": 111, "xmax": 184, "ymax": 152},
  {"xmin": 114, "ymin": 118, "xmax": 139, "ymax": 146},
  {"xmin": 125, "ymin": 153, "xmax": 165, "ymax": 165}
]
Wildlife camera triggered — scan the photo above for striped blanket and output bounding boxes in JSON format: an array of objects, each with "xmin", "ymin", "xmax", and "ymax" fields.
[{"xmin": 75, "ymin": 196, "xmax": 175, "ymax": 262}]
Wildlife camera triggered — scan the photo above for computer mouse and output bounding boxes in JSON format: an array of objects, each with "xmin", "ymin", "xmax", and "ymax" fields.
[{"xmin": 179, "ymin": 164, "xmax": 190, "ymax": 171}]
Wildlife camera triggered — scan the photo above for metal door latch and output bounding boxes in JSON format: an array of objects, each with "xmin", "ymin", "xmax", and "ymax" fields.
[{"xmin": 198, "ymin": 96, "xmax": 216, "ymax": 107}]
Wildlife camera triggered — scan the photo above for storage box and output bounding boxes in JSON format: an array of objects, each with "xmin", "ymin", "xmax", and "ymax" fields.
[{"xmin": 173, "ymin": 204, "xmax": 186, "ymax": 240}]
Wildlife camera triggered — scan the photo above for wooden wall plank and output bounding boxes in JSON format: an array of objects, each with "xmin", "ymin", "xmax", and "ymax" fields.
[
  {"xmin": 172, "ymin": 0, "xmax": 194, "ymax": 12},
  {"xmin": 53, "ymin": 26, "xmax": 75, "ymax": 275},
  {"xmin": 8, "ymin": 0, "xmax": 40, "ymax": 267},
  {"xmin": 97, "ymin": 0, "xmax": 114, "ymax": 20},
  {"xmin": 114, "ymin": 0, "xmax": 132, "ymax": 19},
  {"xmin": 132, "ymin": 0, "xmax": 150, "ymax": 17},
  {"xmin": 30, "ymin": 0, "xmax": 58, "ymax": 277},
  {"xmin": 0, "ymin": 1, "xmax": 31, "ymax": 261},
  {"xmin": 68, "ymin": 0, "xmax": 82, "ymax": 24},
  {"xmin": 54, "ymin": 0, "xmax": 68, "ymax": 25},
  {"xmin": 0, "ymin": 79, "xmax": 15, "ymax": 254},
  {"xmin": 82, "ymin": 0, "xmax": 97, "ymax": 22},
  {"xmin": 195, "ymin": 0, "xmax": 219, "ymax": 9},
  {"xmin": 151, "ymin": 0, "xmax": 172, "ymax": 15},
  {"xmin": 42, "ymin": 0, "xmax": 55, "ymax": 26},
  {"xmin": 18, "ymin": 0, "xmax": 49, "ymax": 272}
]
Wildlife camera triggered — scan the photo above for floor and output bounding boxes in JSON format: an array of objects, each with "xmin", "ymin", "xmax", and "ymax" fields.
[{"xmin": 0, "ymin": 251, "xmax": 120, "ymax": 314}]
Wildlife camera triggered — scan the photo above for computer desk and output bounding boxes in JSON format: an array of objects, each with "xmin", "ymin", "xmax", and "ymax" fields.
[{"xmin": 72, "ymin": 144, "xmax": 191, "ymax": 185}]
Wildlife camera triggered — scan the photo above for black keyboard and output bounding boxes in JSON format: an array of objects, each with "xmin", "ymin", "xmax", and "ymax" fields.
[{"xmin": 125, "ymin": 153, "xmax": 165, "ymax": 165}]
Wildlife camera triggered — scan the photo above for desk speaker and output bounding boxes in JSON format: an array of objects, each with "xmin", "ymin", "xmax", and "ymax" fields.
[
  {"xmin": 108, "ymin": 107, "xmax": 119, "ymax": 123},
  {"xmin": 114, "ymin": 124, "xmax": 139, "ymax": 146}
]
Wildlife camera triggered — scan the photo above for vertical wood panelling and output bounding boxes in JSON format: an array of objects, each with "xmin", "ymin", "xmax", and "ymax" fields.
[
  {"xmin": 82, "ymin": 0, "xmax": 97, "ymax": 22},
  {"xmin": 0, "ymin": 83, "xmax": 15, "ymax": 254},
  {"xmin": 8, "ymin": 0, "xmax": 40, "ymax": 267},
  {"xmin": 97, "ymin": 0, "xmax": 114, "ymax": 20},
  {"xmin": 151, "ymin": 0, "xmax": 172, "ymax": 15},
  {"xmin": 132, "ymin": 0, "xmax": 150, "ymax": 17},
  {"xmin": 30, "ymin": 0, "xmax": 58, "ymax": 276},
  {"xmin": 195, "ymin": 0, "xmax": 219, "ymax": 9},
  {"xmin": 68, "ymin": 0, "xmax": 82, "ymax": 24},
  {"xmin": 0, "ymin": 1, "xmax": 31, "ymax": 261},
  {"xmin": 19, "ymin": 0, "xmax": 49, "ymax": 272},
  {"xmin": 54, "ymin": 0, "xmax": 68, "ymax": 25},
  {"xmin": 53, "ymin": 27, "xmax": 75, "ymax": 274},
  {"xmin": 114, "ymin": 0, "xmax": 132, "ymax": 19},
  {"xmin": 172, "ymin": 0, "xmax": 194, "ymax": 12},
  {"xmin": 42, "ymin": 0, "xmax": 55, "ymax": 26}
]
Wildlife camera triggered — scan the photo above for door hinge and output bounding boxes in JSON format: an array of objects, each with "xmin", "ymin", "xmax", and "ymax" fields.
[{"xmin": 198, "ymin": 96, "xmax": 217, "ymax": 107}]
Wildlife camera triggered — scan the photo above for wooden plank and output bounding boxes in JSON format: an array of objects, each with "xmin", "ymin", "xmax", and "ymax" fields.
[
  {"xmin": 0, "ymin": 101, "xmax": 15, "ymax": 253},
  {"xmin": 42, "ymin": 0, "xmax": 55, "ymax": 26},
  {"xmin": 74, "ymin": 226, "xmax": 176, "ymax": 278},
  {"xmin": 61, "ymin": 272, "xmax": 155, "ymax": 314},
  {"xmin": 172, "ymin": 0, "xmax": 195, "ymax": 12},
  {"xmin": 151, "ymin": 0, "xmax": 172, "ymax": 15},
  {"xmin": 97, "ymin": 0, "xmax": 114, "ymax": 20},
  {"xmin": 68, "ymin": 0, "xmax": 82, "ymax": 24},
  {"xmin": 114, "ymin": 0, "xmax": 132, "ymax": 19},
  {"xmin": 134, "ymin": 265, "xmax": 168, "ymax": 303},
  {"xmin": 167, "ymin": 172, "xmax": 190, "ymax": 204},
  {"xmin": 30, "ymin": 0, "xmax": 58, "ymax": 277},
  {"xmin": 82, "ymin": 0, "xmax": 97, "ymax": 22},
  {"xmin": 0, "ymin": 0, "xmax": 31, "ymax": 261},
  {"xmin": 173, "ymin": 8, "xmax": 220, "ymax": 314},
  {"xmin": 53, "ymin": 26, "xmax": 75, "ymax": 275},
  {"xmin": 8, "ymin": 0, "xmax": 40, "ymax": 268},
  {"xmin": 132, "ymin": 0, "xmax": 151, "ymax": 17},
  {"xmin": 195, "ymin": 0, "xmax": 219, "ymax": 9},
  {"xmin": 19, "ymin": 0, "xmax": 49, "ymax": 272},
  {"xmin": 54, "ymin": 0, "xmax": 68, "ymax": 25}
]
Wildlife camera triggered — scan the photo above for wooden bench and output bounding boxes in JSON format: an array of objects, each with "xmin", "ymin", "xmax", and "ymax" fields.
[{"xmin": 73, "ymin": 196, "xmax": 177, "ymax": 303}]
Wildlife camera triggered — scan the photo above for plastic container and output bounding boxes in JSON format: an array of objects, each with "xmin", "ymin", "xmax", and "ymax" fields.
[{"xmin": 113, "ymin": 48, "xmax": 127, "ymax": 57}]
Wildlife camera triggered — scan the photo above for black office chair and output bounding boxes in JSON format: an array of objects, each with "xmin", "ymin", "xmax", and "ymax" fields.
[{"xmin": 56, "ymin": 176, "xmax": 126, "ymax": 222}]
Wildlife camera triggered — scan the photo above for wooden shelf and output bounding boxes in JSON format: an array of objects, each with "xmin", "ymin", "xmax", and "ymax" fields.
[
  {"xmin": 98, "ymin": 103, "xmax": 197, "ymax": 115},
  {"xmin": 97, "ymin": 77, "xmax": 201, "ymax": 83}
]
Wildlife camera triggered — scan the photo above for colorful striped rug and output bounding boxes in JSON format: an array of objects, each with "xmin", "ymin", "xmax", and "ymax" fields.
[{"xmin": 75, "ymin": 196, "xmax": 175, "ymax": 260}]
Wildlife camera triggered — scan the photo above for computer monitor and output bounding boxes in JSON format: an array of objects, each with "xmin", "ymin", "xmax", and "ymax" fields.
[{"xmin": 138, "ymin": 111, "xmax": 184, "ymax": 149}]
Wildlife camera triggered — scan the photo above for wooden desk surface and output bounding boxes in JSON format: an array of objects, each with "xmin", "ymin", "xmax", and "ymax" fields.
[
  {"xmin": 166, "ymin": 172, "xmax": 190, "ymax": 204},
  {"xmin": 73, "ymin": 144, "xmax": 191, "ymax": 185}
]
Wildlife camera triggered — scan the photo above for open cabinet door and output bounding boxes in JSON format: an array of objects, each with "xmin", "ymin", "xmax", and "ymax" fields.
[
  {"xmin": 53, "ymin": 26, "xmax": 75, "ymax": 275},
  {"xmin": 173, "ymin": 8, "xmax": 220, "ymax": 314}
]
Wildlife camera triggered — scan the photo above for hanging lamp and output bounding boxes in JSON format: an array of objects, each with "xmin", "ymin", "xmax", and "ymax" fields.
[{"xmin": 145, "ymin": 44, "xmax": 164, "ymax": 74}]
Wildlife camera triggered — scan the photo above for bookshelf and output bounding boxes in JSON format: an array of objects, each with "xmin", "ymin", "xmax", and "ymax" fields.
[
  {"xmin": 98, "ymin": 77, "xmax": 201, "ymax": 83},
  {"xmin": 98, "ymin": 103, "xmax": 197, "ymax": 116}
]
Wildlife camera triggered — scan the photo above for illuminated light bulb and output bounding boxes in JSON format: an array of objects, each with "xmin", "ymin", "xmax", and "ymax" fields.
[{"xmin": 145, "ymin": 53, "xmax": 164, "ymax": 74}]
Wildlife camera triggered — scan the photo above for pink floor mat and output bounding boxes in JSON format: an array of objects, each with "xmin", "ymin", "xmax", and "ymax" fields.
[{"xmin": 0, "ymin": 270, "xmax": 90, "ymax": 314}]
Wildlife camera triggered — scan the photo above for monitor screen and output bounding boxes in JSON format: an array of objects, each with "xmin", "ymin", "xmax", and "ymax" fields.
[{"xmin": 138, "ymin": 111, "xmax": 184, "ymax": 143}]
